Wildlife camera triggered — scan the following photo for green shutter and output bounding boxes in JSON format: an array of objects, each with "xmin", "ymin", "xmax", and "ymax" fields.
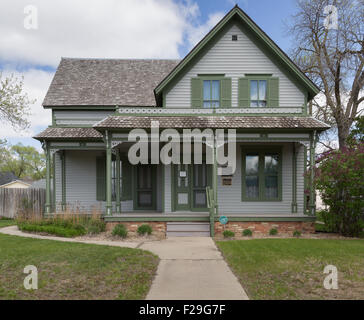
[
  {"xmin": 121, "ymin": 157, "xmax": 133, "ymax": 200},
  {"xmin": 191, "ymin": 78, "xmax": 203, "ymax": 108},
  {"xmin": 221, "ymin": 78, "xmax": 232, "ymax": 108},
  {"xmin": 238, "ymin": 78, "xmax": 250, "ymax": 107},
  {"xmin": 96, "ymin": 156, "xmax": 106, "ymax": 201},
  {"xmin": 268, "ymin": 77, "xmax": 279, "ymax": 107}
]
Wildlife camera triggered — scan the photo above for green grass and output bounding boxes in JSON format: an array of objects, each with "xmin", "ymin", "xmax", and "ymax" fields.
[
  {"xmin": 0, "ymin": 233, "xmax": 159, "ymax": 299},
  {"xmin": 0, "ymin": 219, "xmax": 15, "ymax": 228},
  {"xmin": 217, "ymin": 239, "xmax": 364, "ymax": 300}
]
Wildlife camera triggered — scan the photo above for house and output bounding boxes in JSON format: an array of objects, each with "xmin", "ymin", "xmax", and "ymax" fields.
[
  {"xmin": 0, "ymin": 180, "xmax": 32, "ymax": 189},
  {"xmin": 34, "ymin": 6, "xmax": 329, "ymax": 237}
]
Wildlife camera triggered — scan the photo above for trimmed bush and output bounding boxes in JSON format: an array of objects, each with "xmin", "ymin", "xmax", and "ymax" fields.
[
  {"xmin": 269, "ymin": 228, "xmax": 278, "ymax": 236},
  {"xmin": 223, "ymin": 230, "xmax": 235, "ymax": 238},
  {"xmin": 18, "ymin": 223, "xmax": 86, "ymax": 238},
  {"xmin": 112, "ymin": 224, "xmax": 128, "ymax": 238},
  {"xmin": 293, "ymin": 230, "xmax": 301, "ymax": 237},
  {"xmin": 137, "ymin": 224, "xmax": 152, "ymax": 235},
  {"xmin": 242, "ymin": 229, "xmax": 252, "ymax": 237}
]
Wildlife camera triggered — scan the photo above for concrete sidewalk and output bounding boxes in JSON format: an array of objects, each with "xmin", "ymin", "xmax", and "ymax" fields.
[{"xmin": 0, "ymin": 226, "xmax": 248, "ymax": 300}]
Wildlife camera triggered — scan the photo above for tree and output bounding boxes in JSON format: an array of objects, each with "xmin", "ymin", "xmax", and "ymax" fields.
[
  {"xmin": 347, "ymin": 115, "xmax": 364, "ymax": 144},
  {"xmin": 288, "ymin": 0, "xmax": 364, "ymax": 149},
  {"xmin": 0, "ymin": 143, "xmax": 46, "ymax": 180},
  {"xmin": 0, "ymin": 72, "xmax": 34, "ymax": 130}
]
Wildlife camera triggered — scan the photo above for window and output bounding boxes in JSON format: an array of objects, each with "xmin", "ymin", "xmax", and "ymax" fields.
[
  {"xmin": 111, "ymin": 159, "xmax": 122, "ymax": 201},
  {"xmin": 203, "ymin": 80, "xmax": 220, "ymax": 108},
  {"xmin": 250, "ymin": 80, "xmax": 267, "ymax": 107},
  {"xmin": 242, "ymin": 149, "xmax": 281, "ymax": 201}
]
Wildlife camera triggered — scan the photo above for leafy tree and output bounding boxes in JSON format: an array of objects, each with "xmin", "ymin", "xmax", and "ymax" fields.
[
  {"xmin": 347, "ymin": 116, "xmax": 364, "ymax": 145},
  {"xmin": 0, "ymin": 143, "xmax": 45, "ymax": 180},
  {"xmin": 288, "ymin": 0, "xmax": 364, "ymax": 149},
  {"xmin": 0, "ymin": 72, "xmax": 34, "ymax": 130},
  {"xmin": 315, "ymin": 143, "xmax": 364, "ymax": 236}
]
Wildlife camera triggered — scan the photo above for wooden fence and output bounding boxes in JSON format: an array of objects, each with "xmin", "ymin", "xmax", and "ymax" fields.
[{"xmin": 0, "ymin": 188, "xmax": 45, "ymax": 218}]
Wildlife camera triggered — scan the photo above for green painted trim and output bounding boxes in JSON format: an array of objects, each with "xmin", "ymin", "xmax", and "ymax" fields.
[
  {"xmin": 105, "ymin": 131, "xmax": 112, "ymax": 215},
  {"xmin": 113, "ymin": 111, "xmax": 305, "ymax": 117},
  {"xmin": 52, "ymin": 153, "xmax": 56, "ymax": 212},
  {"xmin": 303, "ymin": 145, "xmax": 308, "ymax": 215},
  {"xmin": 155, "ymin": 6, "xmax": 319, "ymax": 100},
  {"xmin": 162, "ymin": 165, "xmax": 165, "ymax": 213},
  {"xmin": 291, "ymin": 143, "xmax": 297, "ymax": 213},
  {"xmin": 45, "ymin": 143, "xmax": 51, "ymax": 214},
  {"xmin": 44, "ymin": 106, "xmax": 117, "ymax": 110},
  {"xmin": 309, "ymin": 132, "xmax": 316, "ymax": 215},
  {"xmin": 61, "ymin": 151, "xmax": 66, "ymax": 211},
  {"xmin": 115, "ymin": 150, "xmax": 121, "ymax": 214},
  {"xmin": 241, "ymin": 146, "xmax": 283, "ymax": 201},
  {"xmin": 244, "ymin": 74, "xmax": 273, "ymax": 77},
  {"xmin": 215, "ymin": 216, "xmax": 316, "ymax": 222},
  {"xmin": 52, "ymin": 110, "xmax": 56, "ymax": 126}
]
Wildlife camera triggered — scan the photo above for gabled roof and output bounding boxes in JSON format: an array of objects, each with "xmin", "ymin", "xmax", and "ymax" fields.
[
  {"xmin": 0, "ymin": 172, "xmax": 18, "ymax": 186},
  {"xmin": 0, "ymin": 180, "xmax": 32, "ymax": 188},
  {"xmin": 94, "ymin": 116, "xmax": 330, "ymax": 131},
  {"xmin": 155, "ymin": 5, "xmax": 320, "ymax": 101},
  {"xmin": 43, "ymin": 58, "xmax": 179, "ymax": 107}
]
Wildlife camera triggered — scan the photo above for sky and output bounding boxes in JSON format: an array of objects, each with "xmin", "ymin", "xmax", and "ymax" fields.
[{"xmin": 0, "ymin": 0, "xmax": 300, "ymax": 151}]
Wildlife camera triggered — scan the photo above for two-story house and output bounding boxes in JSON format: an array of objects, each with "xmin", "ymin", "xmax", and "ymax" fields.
[{"xmin": 35, "ymin": 6, "xmax": 329, "ymax": 237}]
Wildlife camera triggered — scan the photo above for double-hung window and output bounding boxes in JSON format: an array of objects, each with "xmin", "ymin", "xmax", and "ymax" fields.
[
  {"xmin": 242, "ymin": 149, "xmax": 281, "ymax": 201},
  {"xmin": 250, "ymin": 80, "xmax": 267, "ymax": 107},
  {"xmin": 203, "ymin": 80, "xmax": 220, "ymax": 108}
]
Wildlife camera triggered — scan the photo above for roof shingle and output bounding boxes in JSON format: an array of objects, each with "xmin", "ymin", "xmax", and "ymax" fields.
[
  {"xmin": 93, "ymin": 116, "xmax": 330, "ymax": 130},
  {"xmin": 33, "ymin": 127, "xmax": 103, "ymax": 140},
  {"xmin": 43, "ymin": 58, "xmax": 180, "ymax": 107}
]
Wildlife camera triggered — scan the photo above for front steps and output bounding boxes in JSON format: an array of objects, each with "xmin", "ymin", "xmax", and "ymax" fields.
[{"xmin": 166, "ymin": 222, "xmax": 210, "ymax": 237}]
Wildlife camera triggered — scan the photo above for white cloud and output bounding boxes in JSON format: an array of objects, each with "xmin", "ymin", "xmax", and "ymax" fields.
[
  {"xmin": 0, "ymin": 0, "xmax": 202, "ymax": 67},
  {"xmin": 0, "ymin": 68, "xmax": 53, "ymax": 139},
  {"xmin": 0, "ymin": 0, "xmax": 228, "ymax": 141}
]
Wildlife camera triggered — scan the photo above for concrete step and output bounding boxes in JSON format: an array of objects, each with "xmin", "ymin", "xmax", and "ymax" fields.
[{"xmin": 166, "ymin": 222, "xmax": 211, "ymax": 237}]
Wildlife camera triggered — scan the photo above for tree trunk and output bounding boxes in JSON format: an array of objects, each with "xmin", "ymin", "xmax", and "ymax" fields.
[{"xmin": 338, "ymin": 125, "xmax": 350, "ymax": 149}]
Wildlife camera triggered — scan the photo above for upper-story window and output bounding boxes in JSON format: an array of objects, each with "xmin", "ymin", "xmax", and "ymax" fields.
[
  {"xmin": 203, "ymin": 80, "xmax": 220, "ymax": 108},
  {"xmin": 250, "ymin": 80, "xmax": 267, "ymax": 107}
]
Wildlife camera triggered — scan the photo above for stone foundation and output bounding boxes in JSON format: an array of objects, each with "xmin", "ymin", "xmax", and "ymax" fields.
[
  {"xmin": 214, "ymin": 221, "xmax": 315, "ymax": 237},
  {"xmin": 105, "ymin": 221, "xmax": 167, "ymax": 238}
]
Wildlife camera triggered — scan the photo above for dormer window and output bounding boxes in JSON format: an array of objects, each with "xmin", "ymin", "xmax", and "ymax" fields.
[
  {"xmin": 203, "ymin": 80, "xmax": 220, "ymax": 108},
  {"xmin": 250, "ymin": 80, "xmax": 267, "ymax": 107}
]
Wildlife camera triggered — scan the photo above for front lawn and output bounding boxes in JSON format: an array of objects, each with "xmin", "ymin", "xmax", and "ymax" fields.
[
  {"xmin": 216, "ymin": 239, "xmax": 364, "ymax": 300},
  {"xmin": 0, "ymin": 234, "xmax": 159, "ymax": 299}
]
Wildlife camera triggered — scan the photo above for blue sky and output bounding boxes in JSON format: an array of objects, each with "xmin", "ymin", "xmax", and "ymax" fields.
[{"xmin": 0, "ymin": 0, "xmax": 300, "ymax": 150}]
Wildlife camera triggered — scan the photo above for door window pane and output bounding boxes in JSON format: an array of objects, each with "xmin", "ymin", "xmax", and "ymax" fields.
[
  {"xmin": 194, "ymin": 191, "xmax": 206, "ymax": 207},
  {"xmin": 138, "ymin": 192, "xmax": 152, "ymax": 206}
]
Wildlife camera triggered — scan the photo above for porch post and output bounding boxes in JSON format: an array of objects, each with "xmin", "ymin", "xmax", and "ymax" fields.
[
  {"xmin": 115, "ymin": 149, "xmax": 121, "ymax": 214},
  {"xmin": 291, "ymin": 143, "xmax": 297, "ymax": 213},
  {"xmin": 45, "ymin": 141, "xmax": 51, "ymax": 214},
  {"xmin": 213, "ymin": 131, "xmax": 218, "ymax": 217},
  {"xmin": 309, "ymin": 131, "xmax": 316, "ymax": 215},
  {"xmin": 61, "ymin": 150, "xmax": 66, "ymax": 211},
  {"xmin": 105, "ymin": 130, "xmax": 112, "ymax": 215}
]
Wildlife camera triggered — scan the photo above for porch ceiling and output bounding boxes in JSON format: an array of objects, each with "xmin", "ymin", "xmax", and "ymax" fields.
[{"xmin": 94, "ymin": 115, "xmax": 330, "ymax": 131}]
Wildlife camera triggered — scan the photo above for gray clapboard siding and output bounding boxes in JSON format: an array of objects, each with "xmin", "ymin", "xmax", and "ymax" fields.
[
  {"xmin": 217, "ymin": 143, "xmax": 304, "ymax": 214},
  {"xmin": 166, "ymin": 24, "xmax": 304, "ymax": 108},
  {"xmin": 54, "ymin": 110, "xmax": 113, "ymax": 125}
]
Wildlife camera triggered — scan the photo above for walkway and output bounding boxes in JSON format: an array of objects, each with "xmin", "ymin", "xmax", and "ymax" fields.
[{"xmin": 0, "ymin": 226, "xmax": 248, "ymax": 300}]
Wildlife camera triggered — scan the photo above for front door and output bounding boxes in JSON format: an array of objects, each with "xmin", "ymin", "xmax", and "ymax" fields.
[
  {"xmin": 134, "ymin": 165, "xmax": 156, "ymax": 210},
  {"xmin": 173, "ymin": 163, "xmax": 211, "ymax": 211}
]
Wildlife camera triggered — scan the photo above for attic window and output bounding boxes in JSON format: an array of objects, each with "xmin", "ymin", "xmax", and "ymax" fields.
[{"xmin": 232, "ymin": 35, "xmax": 238, "ymax": 41}]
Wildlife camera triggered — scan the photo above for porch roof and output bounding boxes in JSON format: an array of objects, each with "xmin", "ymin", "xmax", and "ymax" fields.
[
  {"xmin": 93, "ymin": 115, "xmax": 330, "ymax": 131},
  {"xmin": 33, "ymin": 127, "xmax": 103, "ymax": 140}
]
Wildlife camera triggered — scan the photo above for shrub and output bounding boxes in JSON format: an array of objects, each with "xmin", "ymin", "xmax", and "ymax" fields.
[
  {"xmin": 223, "ymin": 230, "xmax": 235, "ymax": 238},
  {"xmin": 242, "ymin": 229, "xmax": 252, "ymax": 237},
  {"xmin": 137, "ymin": 224, "xmax": 152, "ymax": 235},
  {"xmin": 269, "ymin": 228, "xmax": 278, "ymax": 236},
  {"xmin": 18, "ymin": 223, "xmax": 86, "ymax": 237},
  {"xmin": 293, "ymin": 230, "xmax": 301, "ymax": 237},
  {"xmin": 315, "ymin": 143, "xmax": 364, "ymax": 237},
  {"xmin": 112, "ymin": 224, "xmax": 128, "ymax": 238},
  {"xmin": 86, "ymin": 219, "xmax": 106, "ymax": 234}
]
